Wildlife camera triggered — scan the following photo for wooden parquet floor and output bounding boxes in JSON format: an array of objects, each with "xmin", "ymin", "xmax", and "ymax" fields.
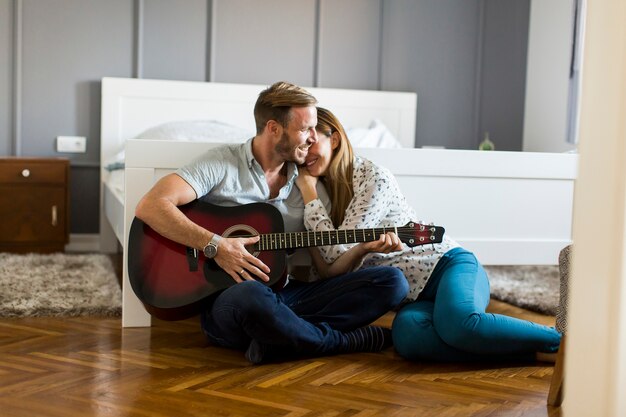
[{"xmin": 0, "ymin": 299, "xmax": 561, "ymax": 417}]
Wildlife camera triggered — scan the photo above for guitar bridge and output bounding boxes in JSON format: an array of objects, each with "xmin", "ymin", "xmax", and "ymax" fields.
[{"xmin": 186, "ymin": 247, "xmax": 199, "ymax": 271}]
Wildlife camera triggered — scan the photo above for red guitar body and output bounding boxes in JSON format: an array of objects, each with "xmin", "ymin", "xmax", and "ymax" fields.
[{"xmin": 128, "ymin": 201, "xmax": 287, "ymax": 321}]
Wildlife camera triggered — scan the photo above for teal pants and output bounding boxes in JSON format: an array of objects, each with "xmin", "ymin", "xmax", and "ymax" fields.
[{"xmin": 392, "ymin": 248, "xmax": 561, "ymax": 362}]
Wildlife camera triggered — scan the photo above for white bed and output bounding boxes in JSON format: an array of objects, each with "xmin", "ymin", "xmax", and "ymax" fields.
[{"xmin": 100, "ymin": 77, "xmax": 577, "ymax": 327}]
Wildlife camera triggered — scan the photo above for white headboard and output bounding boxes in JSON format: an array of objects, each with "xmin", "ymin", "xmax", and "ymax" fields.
[{"xmin": 100, "ymin": 77, "xmax": 417, "ymax": 172}]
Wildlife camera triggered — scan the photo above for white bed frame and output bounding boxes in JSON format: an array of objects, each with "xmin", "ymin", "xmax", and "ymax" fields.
[{"xmin": 100, "ymin": 77, "xmax": 577, "ymax": 327}]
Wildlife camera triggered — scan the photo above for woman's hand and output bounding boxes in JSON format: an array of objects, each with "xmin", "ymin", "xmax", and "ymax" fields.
[
  {"xmin": 296, "ymin": 167, "xmax": 319, "ymax": 204},
  {"xmin": 213, "ymin": 235, "xmax": 271, "ymax": 283},
  {"xmin": 360, "ymin": 232, "xmax": 404, "ymax": 255}
]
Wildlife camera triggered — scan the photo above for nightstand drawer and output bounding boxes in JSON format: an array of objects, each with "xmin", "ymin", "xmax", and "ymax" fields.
[
  {"xmin": 0, "ymin": 157, "xmax": 69, "ymax": 252},
  {"xmin": 0, "ymin": 160, "xmax": 67, "ymax": 184},
  {"xmin": 0, "ymin": 186, "xmax": 67, "ymax": 243}
]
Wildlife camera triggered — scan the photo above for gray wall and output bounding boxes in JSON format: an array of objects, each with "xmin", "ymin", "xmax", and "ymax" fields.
[
  {"xmin": 318, "ymin": 0, "xmax": 381, "ymax": 89},
  {"xmin": 213, "ymin": 0, "xmax": 318, "ymax": 85},
  {"xmin": 0, "ymin": 0, "xmax": 529, "ymax": 235},
  {"xmin": 143, "ymin": 0, "xmax": 208, "ymax": 81},
  {"xmin": 1, "ymin": 0, "xmax": 12, "ymax": 156},
  {"xmin": 479, "ymin": 0, "xmax": 530, "ymax": 151},
  {"xmin": 382, "ymin": 1, "xmax": 482, "ymax": 149}
]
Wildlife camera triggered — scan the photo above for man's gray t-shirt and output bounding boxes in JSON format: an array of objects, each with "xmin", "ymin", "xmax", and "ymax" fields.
[{"xmin": 176, "ymin": 138, "xmax": 330, "ymax": 233}]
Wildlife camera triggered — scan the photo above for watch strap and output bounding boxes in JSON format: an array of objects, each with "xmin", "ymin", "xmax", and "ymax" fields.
[{"xmin": 209, "ymin": 233, "xmax": 222, "ymax": 247}]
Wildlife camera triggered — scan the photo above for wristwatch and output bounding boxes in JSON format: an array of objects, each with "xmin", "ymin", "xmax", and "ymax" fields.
[{"xmin": 202, "ymin": 234, "xmax": 222, "ymax": 259}]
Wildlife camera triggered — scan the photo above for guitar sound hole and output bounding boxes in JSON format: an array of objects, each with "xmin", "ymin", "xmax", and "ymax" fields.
[{"xmin": 222, "ymin": 225, "xmax": 260, "ymax": 258}]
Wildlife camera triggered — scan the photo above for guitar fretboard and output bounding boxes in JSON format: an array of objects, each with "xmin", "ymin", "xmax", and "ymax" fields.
[{"xmin": 252, "ymin": 225, "xmax": 427, "ymax": 251}]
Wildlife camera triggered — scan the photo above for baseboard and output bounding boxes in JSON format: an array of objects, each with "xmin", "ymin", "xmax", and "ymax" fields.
[
  {"xmin": 65, "ymin": 233, "xmax": 102, "ymax": 253},
  {"xmin": 457, "ymin": 239, "xmax": 572, "ymax": 265}
]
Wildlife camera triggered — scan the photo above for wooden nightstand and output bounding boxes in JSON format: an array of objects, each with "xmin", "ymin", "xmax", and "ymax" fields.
[{"xmin": 0, "ymin": 157, "xmax": 70, "ymax": 253}]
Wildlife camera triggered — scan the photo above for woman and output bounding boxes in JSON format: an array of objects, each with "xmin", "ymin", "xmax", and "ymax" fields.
[{"xmin": 295, "ymin": 107, "xmax": 561, "ymax": 362}]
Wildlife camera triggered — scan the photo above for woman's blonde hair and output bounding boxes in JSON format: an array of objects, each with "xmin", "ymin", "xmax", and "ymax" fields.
[{"xmin": 316, "ymin": 107, "xmax": 354, "ymax": 227}]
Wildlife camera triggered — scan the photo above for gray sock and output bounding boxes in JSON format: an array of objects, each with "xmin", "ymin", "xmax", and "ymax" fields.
[
  {"xmin": 340, "ymin": 326, "xmax": 392, "ymax": 353},
  {"xmin": 245, "ymin": 339, "xmax": 266, "ymax": 364}
]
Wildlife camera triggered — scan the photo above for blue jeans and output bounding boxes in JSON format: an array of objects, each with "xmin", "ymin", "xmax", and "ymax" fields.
[
  {"xmin": 392, "ymin": 248, "xmax": 562, "ymax": 362},
  {"xmin": 200, "ymin": 266, "xmax": 408, "ymax": 356}
]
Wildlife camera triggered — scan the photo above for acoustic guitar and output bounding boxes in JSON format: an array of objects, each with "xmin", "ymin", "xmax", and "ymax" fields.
[{"xmin": 128, "ymin": 200, "xmax": 445, "ymax": 320}]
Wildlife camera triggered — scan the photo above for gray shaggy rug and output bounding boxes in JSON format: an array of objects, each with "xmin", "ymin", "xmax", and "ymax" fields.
[
  {"xmin": 0, "ymin": 253, "xmax": 122, "ymax": 317},
  {"xmin": 485, "ymin": 265, "xmax": 559, "ymax": 315}
]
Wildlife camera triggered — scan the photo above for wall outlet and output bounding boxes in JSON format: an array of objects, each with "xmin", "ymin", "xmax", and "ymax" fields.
[{"xmin": 56, "ymin": 136, "xmax": 86, "ymax": 153}]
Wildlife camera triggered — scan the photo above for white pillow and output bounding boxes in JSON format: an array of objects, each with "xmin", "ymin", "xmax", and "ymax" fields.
[
  {"xmin": 135, "ymin": 120, "xmax": 253, "ymax": 143},
  {"xmin": 104, "ymin": 120, "xmax": 253, "ymax": 171},
  {"xmin": 104, "ymin": 149, "xmax": 125, "ymax": 171},
  {"xmin": 346, "ymin": 120, "xmax": 403, "ymax": 148}
]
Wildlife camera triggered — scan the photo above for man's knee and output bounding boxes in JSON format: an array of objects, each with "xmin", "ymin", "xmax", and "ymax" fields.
[
  {"xmin": 217, "ymin": 281, "xmax": 277, "ymax": 316},
  {"xmin": 377, "ymin": 266, "xmax": 409, "ymax": 306},
  {"xmin": 389, "ymin": 268, "xmax": 409, "ymax": 306}
]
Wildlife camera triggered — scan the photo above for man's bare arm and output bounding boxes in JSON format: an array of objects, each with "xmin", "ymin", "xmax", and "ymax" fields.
[
  {"xmin": 134, "ymin": 173, "xmax": 270, "ymax": 282},
  {"xmin": 135, "ymin": 174, "xmax": 206, "ymax": 248}
]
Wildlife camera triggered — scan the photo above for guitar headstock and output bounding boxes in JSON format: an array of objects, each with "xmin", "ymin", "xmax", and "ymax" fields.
[{"xmin": 400, "ymin": 222, "xmax": 445, "ymax": 247}]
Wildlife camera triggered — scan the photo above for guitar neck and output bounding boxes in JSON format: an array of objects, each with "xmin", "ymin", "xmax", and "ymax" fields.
[{"xmin": 253, "ymin": 226, "xmax": 411, "ymax": 251}]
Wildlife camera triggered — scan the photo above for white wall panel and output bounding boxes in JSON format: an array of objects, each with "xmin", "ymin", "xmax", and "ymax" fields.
[{"xmin": 523, "ymin": 0, "xmax": 576, "ymax": 153}]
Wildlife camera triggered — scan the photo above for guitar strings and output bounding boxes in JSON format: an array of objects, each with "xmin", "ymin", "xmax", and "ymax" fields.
[
  {"xmin": 239, "ymin": 226, "xmax": 441, "ymax": 251},
  {"xmin": 232, "ymin": 226, "xmax": 433, "ymax": 240}
]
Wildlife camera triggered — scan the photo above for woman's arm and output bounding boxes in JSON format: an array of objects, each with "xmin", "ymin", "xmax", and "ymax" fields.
[
  {"xmin": 303, "ymin": 161, "xmax": 403, "ymax": 265},
  {"xmin": 297, "ymin": 166, "xmax": 401, "ymax": 277},
  {"xmin": 295, "ymin": 168, "xmax": 319, "ymax": 204},
  {"xmin": 309, "ymin": 232, "xmax": 403, "ymax": 278}
]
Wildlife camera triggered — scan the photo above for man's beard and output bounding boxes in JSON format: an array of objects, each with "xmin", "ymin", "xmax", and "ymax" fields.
[{"xmin": 275, "ymin": 131, "xmax": 306, "ymax": 164}]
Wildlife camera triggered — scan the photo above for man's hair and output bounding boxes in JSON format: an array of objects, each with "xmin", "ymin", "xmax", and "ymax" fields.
[{"xmin": 253, "ymin": 81, "xmax": 317, "ymax": 134}]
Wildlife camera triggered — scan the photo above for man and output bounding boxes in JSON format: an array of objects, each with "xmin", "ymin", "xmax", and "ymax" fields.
[{"xmin": 135, "ymin": 81, "xmax": 408, "ymax": 364}]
